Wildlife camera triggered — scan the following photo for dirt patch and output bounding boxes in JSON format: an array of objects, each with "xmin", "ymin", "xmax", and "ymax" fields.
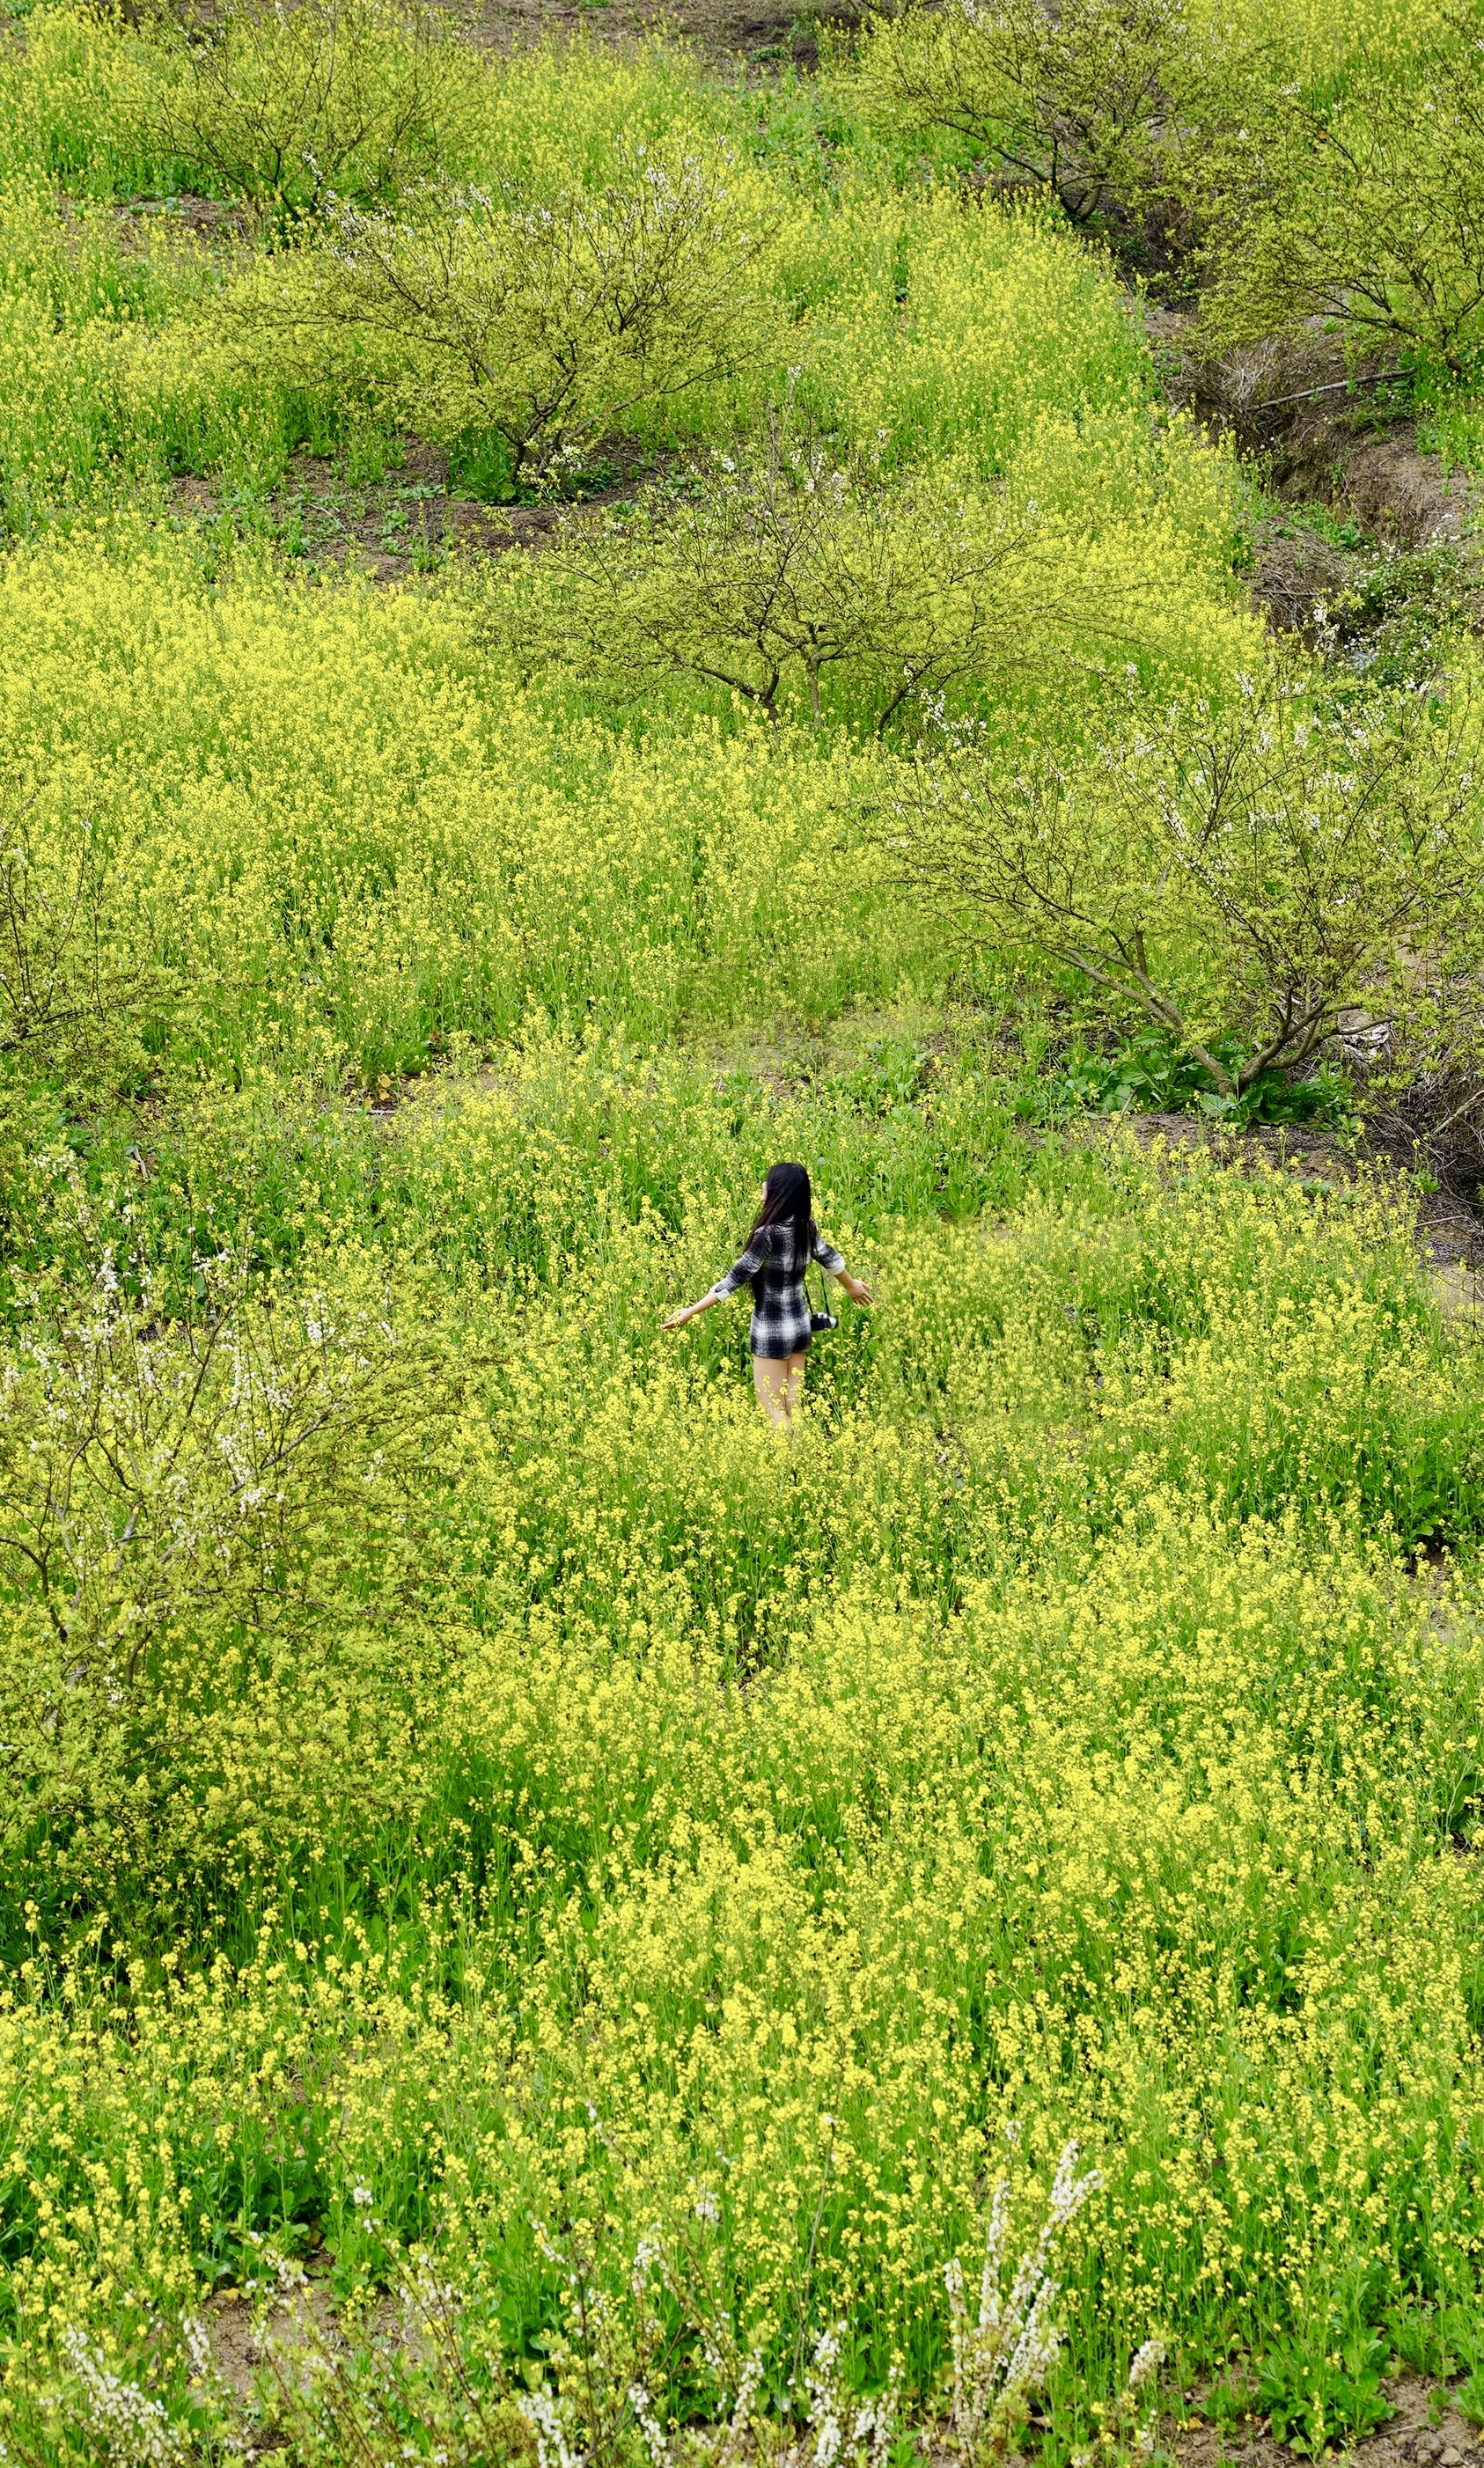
[
  {"xmin": 1145, "ymin": 309, "xmax": 1477, "ymax": 639},
  {"xmin": 1172, "ymin": 2376, "xmax": 1484, "ymax": 2468},
  {"xmin": 205, "ymin": 2276, "xmax": 342, "ymax": 2404},
  {"xmin": 1244, "ymin": 519, "xmax": 1354, "ymax": 636},
  {"xmin": 1338, "ymin": 429, "xmax": 1470, "ymax": 548},
  {"xmin": 168, "ymin": 433, "xmax": 661, "ymax": 581},
  {"xmin": 465, "ymin": 0, "xmax": 853, "ymax": 70},
  {"xmin": 1174, "ymin": 334, "xmax": 1467, "ymax": 547},
  {"xmin": 113, "ymin": 189, "xmax": 252, "ymax": 248},
  {"xmin": 205, "ymin": 2270, "xmax": 410, "ymax": 2406}
]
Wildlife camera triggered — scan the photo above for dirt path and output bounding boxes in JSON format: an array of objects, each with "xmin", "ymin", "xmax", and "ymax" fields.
[{"xmin": 463, "ymin": 0, "xmax": 851, "ymax": 70}]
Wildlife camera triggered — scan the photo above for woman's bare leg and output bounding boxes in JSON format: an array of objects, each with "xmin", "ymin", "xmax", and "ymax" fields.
[
  {"xmin": 753, "ymin": 1355, "xmax": 792, "ymax": 1429},
  {"xmin": 753, "ymin": 1353, "xmax": 808, "ymax": 1428}
]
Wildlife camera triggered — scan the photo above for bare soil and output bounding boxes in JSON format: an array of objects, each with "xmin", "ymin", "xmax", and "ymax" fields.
[
  {"xmin": 205, "ymin": 2276, "xmax": 341, "ymax": 2403},
  {"xmin": 463, "ymin": 0, "xmax": 854, "ymax": 70},
  {"xmin": 112, "ymin": 189, "xmax": 252, "ymax": 246},
  {"xmin": 1145, "ymin": 321, "xmax": 1463, "ymax": 538},
  {"xmin": 1170, "ymin": 2376, "xmax": 1484, "ymax": 2468},
  {"xmin": 1143, "ymin": 312, "xmax": 1478, "ymax": 639},
  {"xmin": 168, "ymin": 433, "xmax": 662, "ymax": 581}
]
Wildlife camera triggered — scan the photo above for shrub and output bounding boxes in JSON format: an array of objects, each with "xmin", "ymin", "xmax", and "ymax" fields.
[
  {"xmin": 0, "ymin": 785, "xmax": 182, "ymax": 1218},
  {"xmin": 887, "ymin": 663, "xmax": 1484, "ymax": 1096},
  {"xmin": 0, "ymin": 1217, "xmax": 477, "ymax": 1918},
  {"xmin": 239, "ymin": 138, "xmax": 767, "ymax": 485},
  {"xmin": 140, "ymin": 0, "xmax": 481, "ymax": 229},
  {"xmin": 853, "ymin": 0, "xmax": 1230, "ymax": 229},
  {"xmin": 1198, "ymin": 34, "xmax": 1484, "ymax": 376},
  {"xmin": 536, "ymin": 420, "xmax": 1088, "ymax": 732},
  {"xmin": 0, "ymin": 789, "xmax": 174, "ymax": 1104}
]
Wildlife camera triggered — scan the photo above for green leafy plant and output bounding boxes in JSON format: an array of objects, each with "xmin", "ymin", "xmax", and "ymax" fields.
[
  {"xmin": 141, "ymin": 0, "xmax": 479, "ymax": 231},
  {"xmin": 1256, "ymin": 2327, "xmax": 1392, "ymax": 2456},
  {"xmin": 834, "ymin": 1035, "xmax": 934, "ymax": 1116},
  {"xmin": 249, "ymin": 140, "xmax": 763, "ymax": 487},
  {"xmin": 1053, "ymin": 1025, "xmax": 1355, "ymax": 1126},
  {"xmin": 1320, "ymin": 539, "xmax": 1481, "ymax": 689},
  {"xmin": 1253, "ymin": 2264, "xmax": 1400, "ymax": 2457}
]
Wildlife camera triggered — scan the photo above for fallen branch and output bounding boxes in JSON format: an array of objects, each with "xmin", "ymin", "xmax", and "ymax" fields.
[{"xmin": 1248, "ymin": 369, "xmax": 1407, "ymax": 414}]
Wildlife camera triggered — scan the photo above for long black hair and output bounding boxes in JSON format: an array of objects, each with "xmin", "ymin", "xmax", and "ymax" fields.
[{"xmin": 746, "ymin": 1162, "xmax": 816, "ymax": 1300}]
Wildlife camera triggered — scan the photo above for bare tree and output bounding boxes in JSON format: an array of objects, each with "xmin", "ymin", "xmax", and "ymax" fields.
[
  {"xmin": 856, "ymin": 0, "xmax": 1237, "ymax": 227},
  {"xmin": 889, "ymin": 669, "xmax": 1484, "ymax": 1098},
  {"xmin": 0, "ymin": 1248, "xmax": 444, "ymax": 1682},
  {"xmin": 0, "ymin": 1206, "xmax": 481, "ymax": 1915}
]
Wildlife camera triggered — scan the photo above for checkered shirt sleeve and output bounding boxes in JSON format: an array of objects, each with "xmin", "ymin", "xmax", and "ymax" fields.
[
  {"xmin": 708, "ymin": 1230, "xmax": 770, "ymax": 1304},
  {"xmin": 708, "ymin": 1227, "xmax": 847, "ymax": 1299}
]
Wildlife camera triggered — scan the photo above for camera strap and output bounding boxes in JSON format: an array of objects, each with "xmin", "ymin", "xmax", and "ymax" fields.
[{"xmin": 809, "ymin": 1262, "xmax": 837, "ymax": 1333}]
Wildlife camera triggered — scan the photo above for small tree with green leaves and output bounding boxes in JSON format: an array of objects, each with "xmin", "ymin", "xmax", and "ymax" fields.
[
  {"xmin": 888, "ymin": 667, "xmax": 1484, "ymax": 1099},
  {"xmin": 251, "ymin": 140, "xmax": 764, "ymax": 486},
  {"xmin": 143, "ymin": 0, "xmax": 479, "ymax": 231},
  {"xmin": 855, "ymin": 0, "xmax": 1235, "ymax": 229},
  {"xmin": 531, "ymin": 423, "xmax": 1109, "ymax": 734},
  {"xmin": 0, "ymin": 795, "xmax": 170, "ymax": 1103},
  {"xmin": 1198, "ymin": 34, "xmax": 1484, "ymax": 376}
]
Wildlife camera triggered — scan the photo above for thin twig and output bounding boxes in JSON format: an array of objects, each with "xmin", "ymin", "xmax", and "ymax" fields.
[
  {"xmin": 1249, "ymin": 369, "xmax": 1406, "ymax": 413},
  {"xmin": 1426, "ymin": 1084, "xmax": 1484, "ymax": 1143}
]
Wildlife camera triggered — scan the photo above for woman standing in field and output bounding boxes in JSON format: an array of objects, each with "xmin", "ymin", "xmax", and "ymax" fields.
[{"xmin": 662, "ymin": 1161, "xmax": 872, "ymax": 1429}]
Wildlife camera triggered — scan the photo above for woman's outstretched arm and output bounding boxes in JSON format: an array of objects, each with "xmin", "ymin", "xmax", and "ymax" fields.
[
  {"xmin": 813, "ymin": 1230, "xmax": 873, "ymax": 1307},
  {"xmin": 661, "ymin": 1289, "xmax": 720, "ymax": 1332},
  {"xmin": 662, "ymin": 1231, "xmax": 768, "ymax": 1332}
]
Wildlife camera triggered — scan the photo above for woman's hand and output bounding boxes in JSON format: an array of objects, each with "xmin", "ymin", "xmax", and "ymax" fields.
[
  {"xmin": 661, "ymin": 1304, "xmax": 700, "ymax": 1332},
  {"xmin": 841, "ymin": 1274, "xmax": 873, "ymax": 1306}
]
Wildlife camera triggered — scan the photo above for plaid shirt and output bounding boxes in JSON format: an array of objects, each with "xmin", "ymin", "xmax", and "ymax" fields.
[{"xmin": 707, "ymin": 1220, "xmax": 847, "ymax": 1358}]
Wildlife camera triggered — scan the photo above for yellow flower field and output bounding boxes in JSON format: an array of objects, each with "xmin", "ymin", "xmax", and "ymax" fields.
[{"xmin": 1, "ymin": 3, "xmax": 1483, "ymax": 2459}]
